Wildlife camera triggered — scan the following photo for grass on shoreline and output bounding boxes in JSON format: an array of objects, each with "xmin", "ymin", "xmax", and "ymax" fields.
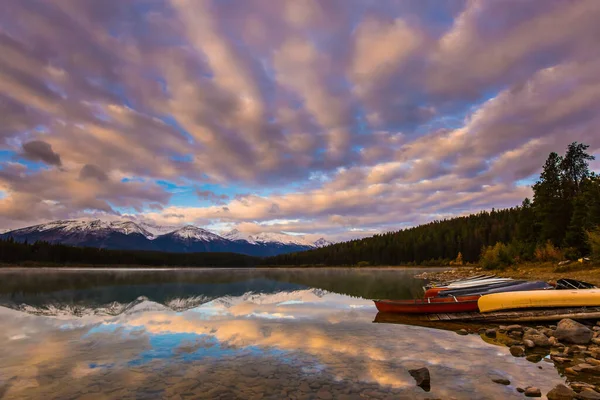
[{"xmin": 496, "ymin": 261, "xmax": 600, "ymax": 286}]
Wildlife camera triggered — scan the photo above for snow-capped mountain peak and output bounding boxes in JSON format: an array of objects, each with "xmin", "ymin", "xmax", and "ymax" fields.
[
  {"xmin": 170, "ymin": 225, "xmax": 223, "ymax": 241},
  {"xmin": 7, "ymin": 219, "xmax": 152, "ymax": 237},
  {"xmin": 1, "ymin": 218, "xmax": 334, "ymax": 256},
  {"xmin": 138, "ymin": 222, "xmax": 179, "ymax": 237},
  {"xmin": 313, "ymin": 238, "xmax": 333, "ymax": 248},
  {"xmin": 224, "ymin": 229, "xmax": 256, "ymax": 244},
  {"xmin": 224, "ymin": 229, "xmax": 331, "ymax": 248}
]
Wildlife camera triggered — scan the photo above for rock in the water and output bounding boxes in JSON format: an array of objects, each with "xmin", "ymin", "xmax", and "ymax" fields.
[
  {"xmin": 546, "ymin": 384, "xmax": 576, "ymax": 400},
  {"xmin": 408, "ymin": 367, "xmax": 431, "ymax": 392},
  {"xmin": 564, "ymin": 367, "xmax": 578, "ymax": 375},
  {"xmin": 510, "ymin": 345, "xmax": 525, "ymax": 357},
  {"xmin": 456, "ymin": 329, "xmax": 468, "ymax": 336},
  {"xmin": 524, "ymin": 339, "xmax": 536, "ymax": 348},
  {"xmin": 585, "ymin": 358, "xmax": 600, "ymax": 366},
  {"xmin": 572, "ymin": 363, "xmax": 600, "ymax": 374},
  {"xmin": 491, "ymin": 375, "xmax": 510, "ymax": 385},
  {"xmin": 524, "ymin": 387, "xmax": 542, "ymax": 397},
  {"xmin": 507, "ymin": 324, "xmax": 523, "ymax": 332},
  {"xmin": 570, "ymin": 382, "xmax": 597, "ymax": 393},
  {"xmin": 517, "ymin": 387, "xmax": 525, "ymax": 393},
  {"xmin": 526, "ymin": 354, "xmax": 543, "ymax": 363},
  {"xmin": 566, "ymin": 345, "xmax": 588, "ymax": 355},
  {"xmin": 551, "ymin": 355, "xmax": 572, "ymax": 363},
  {"xmin": 554, "ymin": 319, "xmax": 593, "ymax": 345},
  {"xmin": 524, "ymin": 332, "xmax": 551, "ymax": 347},
  {"xmin": 485, "ymin": 329, "xmax": 497, "ymax": 338},
  {"xmin": 577, "ymin": 388, "xmax": 600, "ymax": 400}
]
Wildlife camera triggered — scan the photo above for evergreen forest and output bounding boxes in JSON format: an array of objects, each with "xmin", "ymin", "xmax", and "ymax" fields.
[{"xmin": 0, "ymin": 238, "xmax": 257, "ymax": 268}]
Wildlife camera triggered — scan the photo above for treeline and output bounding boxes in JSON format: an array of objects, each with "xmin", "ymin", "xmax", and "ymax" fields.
[
  {"xmin": 264, "ymin": 142, "xmax": 600, "ymax": 267},
  {"xmin": 0, "ymin": 238, "xmax": 258, "ymax": 268},
  {"xmin": 264, "ymin": 209, "xmax": 521, "ymax": 266}
]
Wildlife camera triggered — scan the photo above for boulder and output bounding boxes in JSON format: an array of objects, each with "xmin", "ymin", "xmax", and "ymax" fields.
[
  {"xmin": 408, "ymin": 367, "xmax": 431, "ymax": 392},
  {"xmin": 577, "ymin": 388, "xmax": 600, "ymax": 400},
  {"xmin": 506, "ymin": 324, "xmax": 523, "ymax": 332},
  {"xmin": 546, "ymin": 384, "xmax": 576, "ymax": 400},
  {"xmin": 524, "ymin": 333, "xmax": 551, "ymax": 347},
  {"xmin": 572, "ymin": 363, "xmax": 600, "ymax": 374},
  {"xmin": 585, "ymin": 358, "xmax": 600, "ymax": 366},
  {"xmin": 491, "ymin": 375, "xmax": 510, "ymax": 385},
  {"xmin": 456, "ymin": 329, "xmax": 468, "ymax": 336},
  {"xmin": 525, "ymin": 387, "xmax": 542, "ymax": 397},
  {"xmin": 554, "ymin": 319, "xmax": 593, "ymax": 345},
  {"xmin": 551, "ymin": 355, "xmax": 572, "ymax": 364},
  {"xmin": 565, "ymin": 367, "xmax": 578, "ymax": 375},
  {"xmin": 570, "ymin": 382, "xmax": 597, "ymax": 393},
  {"xmin": 509, "ymin": 331, "xmax": 524, "ymax": 339},
  {"xmin": 517, "ymin": 387, "xmax": 525, "ymax": 393},
  {"xmin": 542, "ymin": 328, "xmax": 556, "ymax": 337},
  {"xmin": 591, "ymin": 338, "xmax": 600, "ymax": 345},
  {"xmin": 510, "ymin": 345, "xmax": 525, "ymax": 357},
  {"xmin": 523, "ymin": 339, "xmax": 536, "ymax": 348},
  {"xmin": 566, "ymin": 345, "xmax": 588, "ymax": 355},
  {"xmin": 526, "ymin": 354, "xmax": 543, "ymax": 363},
  {"xmin": 316, "ymin": 389, "xmax": 333, "ymax": 400}
]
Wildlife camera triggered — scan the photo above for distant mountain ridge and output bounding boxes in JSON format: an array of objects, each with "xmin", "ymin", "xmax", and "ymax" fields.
[{"xmin": 0, "ymin": 219, "xmax": 332, "ymax": 257}]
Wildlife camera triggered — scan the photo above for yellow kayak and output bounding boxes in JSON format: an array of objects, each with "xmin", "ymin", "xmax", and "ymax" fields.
[{"xmin": 478, "ymin": 289, "xmax": 600, "ymax": 313}]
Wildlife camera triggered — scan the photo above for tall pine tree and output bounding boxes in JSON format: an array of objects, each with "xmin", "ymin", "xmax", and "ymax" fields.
[{"xmin": 532, "ymin": 152, "xmax": 565, "ymax": 246}]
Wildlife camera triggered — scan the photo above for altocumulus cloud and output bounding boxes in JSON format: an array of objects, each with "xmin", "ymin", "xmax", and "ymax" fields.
[{"xmin": 0, "ymin": 0, "xmax": 598, "ymax": 240}]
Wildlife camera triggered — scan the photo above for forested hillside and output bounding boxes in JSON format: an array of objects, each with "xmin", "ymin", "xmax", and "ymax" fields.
[
  {"xmin": 265, "ymin": 142, "xmax": 600, "ymax": 267},
  {"xmin": 0, "ymin": 238, "xmax": 257, "ymax": 267}
]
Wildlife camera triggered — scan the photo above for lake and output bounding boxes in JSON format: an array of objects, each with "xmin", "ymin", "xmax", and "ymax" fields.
[{"xmin": 0, "ymin": 268, "xmax": 564, "ymax": 399}]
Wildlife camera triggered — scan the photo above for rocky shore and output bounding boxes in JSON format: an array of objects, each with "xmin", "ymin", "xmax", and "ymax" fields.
[
  {"xmin": 474, "ymin": 318, "xmax": 600, "ymax": 399},
  {"xmin": 413, "ymin": 268, "xmax": 600, "ymax": 398}
]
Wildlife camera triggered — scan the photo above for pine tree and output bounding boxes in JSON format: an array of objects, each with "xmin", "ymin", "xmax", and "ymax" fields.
[
  {"xmin": 560, "ymin": 142, "xmax": 595, "ymax": 198},
  {"xmin": 532, "ymin": 152, "xmax": 565, "ymax": 246}
]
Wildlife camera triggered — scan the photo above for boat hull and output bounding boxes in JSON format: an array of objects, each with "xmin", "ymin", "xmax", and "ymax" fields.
[
  {"xmin": 478, "ymin": 289, "xmax": 600, "ymax": 313},
  {"xmin": 425, "ymin": 279, "xmax": 522, "ymax": 298},
  {"xmin": 374, "ymin": 296, "xmax": 480, "ymax": 314},
  {"xmin": 438, "ymin": 280, "xmax": 552, "ymax": 298}
]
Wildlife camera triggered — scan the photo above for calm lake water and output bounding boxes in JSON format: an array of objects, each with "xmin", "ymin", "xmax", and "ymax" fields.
[{"xmin": 0, "ymin": 268, "xmax": 563, "ymax": 399}]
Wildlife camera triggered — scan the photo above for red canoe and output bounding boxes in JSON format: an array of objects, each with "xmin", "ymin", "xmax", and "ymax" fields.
[
  {"xmin": 424, "ymin": 287, "xmax": 447, "ymax": 298},
  {"xmin": 374, "ymin": 295, "xmax": 481, "ymax": 314}
]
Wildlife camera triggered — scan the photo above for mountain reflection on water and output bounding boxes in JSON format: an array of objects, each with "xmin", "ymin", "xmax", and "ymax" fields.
[{"xmin": 0, "ymin": 268, "xmax": 564, "ymax": 399}]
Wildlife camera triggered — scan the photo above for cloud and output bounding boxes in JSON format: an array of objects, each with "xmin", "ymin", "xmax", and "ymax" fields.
[
  {"xmin": 21, "ymin": 140, "xmax": 62, "ymax": 166},
  {"xmin": 196, "ymin": 190, "xmax": 229, "ymax": 205},
  {"xmin": 79, "ymin": 164, "xmax": 108, "ymax": 181},
  {"xmin": 0, "ymin": 0, "xmax": 598, "ymax": 238}
]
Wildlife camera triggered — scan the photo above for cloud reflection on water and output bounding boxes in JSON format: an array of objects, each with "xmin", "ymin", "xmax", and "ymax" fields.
[{"xmin": 0, "ymin": 289, "xmax": 566, "ymax": 399}]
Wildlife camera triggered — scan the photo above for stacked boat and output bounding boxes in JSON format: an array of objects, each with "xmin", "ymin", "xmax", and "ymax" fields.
[{"xmin": 374, "ymin": 275, "xmax": 599, "ymax": 315}]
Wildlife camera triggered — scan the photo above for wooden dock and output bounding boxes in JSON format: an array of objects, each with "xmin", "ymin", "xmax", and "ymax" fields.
[
  {"xmin": 374, "ymin": 306, "xmax": 600, "ymax": 327},
  {"xmin": 423, "ymin": 306, "xmax": 600, "ymax": 322}
]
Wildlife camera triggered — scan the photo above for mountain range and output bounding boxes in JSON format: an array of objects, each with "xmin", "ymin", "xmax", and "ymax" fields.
[{"xmin": 0, "ymin": 219, "xmax": 332, "ymax": 257}]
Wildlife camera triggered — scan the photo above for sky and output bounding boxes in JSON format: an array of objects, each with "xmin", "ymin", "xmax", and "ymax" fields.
[{"xmin": 0, "ymin": 0, "xmax": 599, "ymax": 241}]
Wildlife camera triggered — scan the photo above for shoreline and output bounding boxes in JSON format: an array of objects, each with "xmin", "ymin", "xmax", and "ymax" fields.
[{"xmin": 416, "ymin": 262, "xmax": 600, "ymax": 286}]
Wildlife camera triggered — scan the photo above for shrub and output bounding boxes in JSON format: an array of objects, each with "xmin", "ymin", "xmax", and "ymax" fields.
[
  {"xmin": 562, "ymin": 247, "xmax": 581, "ymax": 261},
  {"xmin": 480, "ymin": 242, "xmax": 516, "ymax": 270},
  {"xmin": 450, "ymin": 252, "xmax": 464, "ymax": 266},
  {"xmin": 534, "ymin": 241, "xmax": 563, "ymax": 262},
  {"xmin": 587, "ymin": 229, "xmax": 600, "ymax": 261}
]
